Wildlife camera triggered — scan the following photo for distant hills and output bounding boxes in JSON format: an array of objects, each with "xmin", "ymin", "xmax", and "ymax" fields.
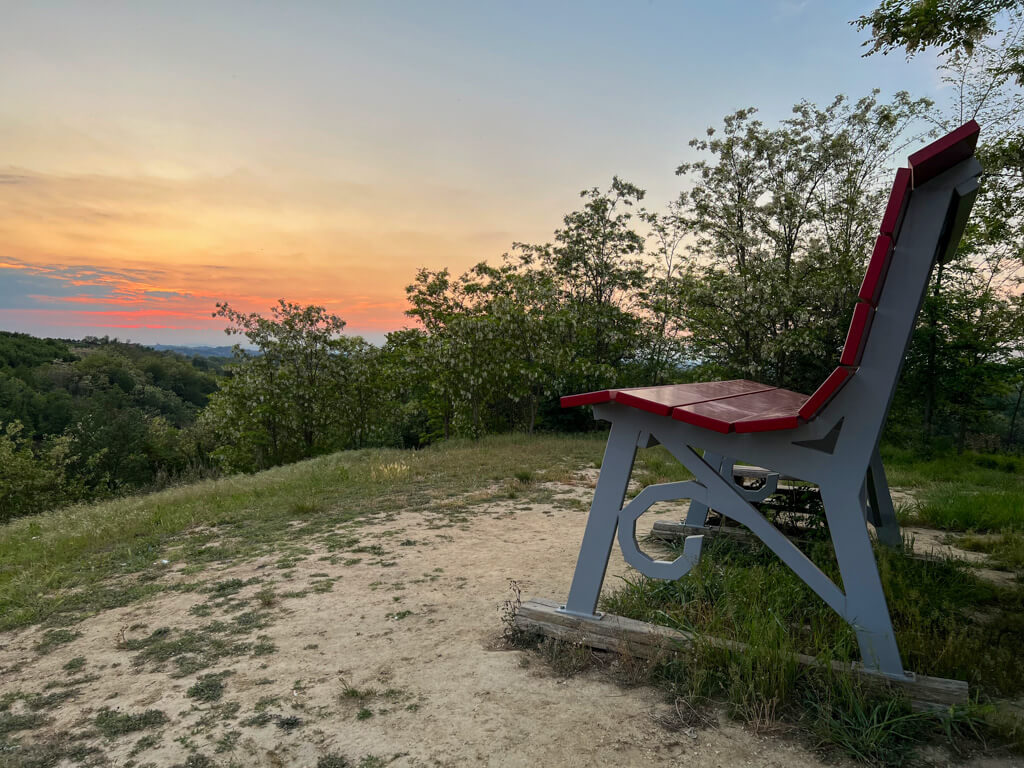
[{"xmin": 148, "ymin": 344, "xmax": 242, "ymax": 358}]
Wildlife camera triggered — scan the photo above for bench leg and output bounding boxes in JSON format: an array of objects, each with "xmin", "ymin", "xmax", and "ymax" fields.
[
  {"xmin": 866, "ymin": 450, "xmax": 902, "ymax": 549},
  {"xmin": 683, "ymin": 450, "xmax": 723, "ymax": 526},
  {"xmin": 561, "ymin": 420, "xmax": 639, "ymax": 618},
  {"xmin": 822, "ymin": 481, "xmax": 905, "ymax": 677}
]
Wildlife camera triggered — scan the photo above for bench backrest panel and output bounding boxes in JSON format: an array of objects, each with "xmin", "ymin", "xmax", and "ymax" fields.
[{"xmin": 801, "ymin": 121, "xmax": 981, "ymax": 423}]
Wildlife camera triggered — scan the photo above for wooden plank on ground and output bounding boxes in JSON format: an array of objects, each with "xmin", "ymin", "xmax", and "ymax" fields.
[
  {"xmin": 649, "ymin": 521, "xmax": 759, "ymax": 544},
  {"xmin": 514, "ymin": 597, "xmax": 967, "ymax": 711}
]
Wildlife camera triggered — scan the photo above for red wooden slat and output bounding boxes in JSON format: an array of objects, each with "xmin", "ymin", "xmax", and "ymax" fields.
[
  {"xmin": 560, "ymin": 390, "xmax": 615, "ymax": 408},
  {"xmin": 561, "ymin": 386, "xmax": 657, "ymax": 408},
  {"xmin": 879, "ymin": 168, "xmax": 912, "ymax": 238},
  {"xmin": 840, "ymin": 302, "xmax": 874, "ymax": 367},
  {"xmin": 858, "ymin": 235, "xmax": 893, "ymax": 307},
  {"xmin": 734, "ymin": 414, "xmax": 801, "ymax": 433},
  {"xmin": 671, "ymin": 406, "xmax": 733, "ymax": 433},
  {"xmin": 613, "ymin": 380, "xmax": 775, "ymax": 416},
  {"xmin": 673, "ymin": 388, "xmax": 807, "ymax": 433},
  {"xmin": 908, "ymin": 120, "xmax": 980, "ymax": 187},
  {"xmin": 798, "ymin": 366, "xmax": 854, "ymax": 421}
]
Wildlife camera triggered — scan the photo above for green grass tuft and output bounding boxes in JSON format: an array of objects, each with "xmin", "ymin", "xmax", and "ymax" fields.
[
  {"xmin": 958, "ymin": 532, "xmax": 1024, "ymax": 572},
  {"xmin": 94, "ymin": 707, "xmax": 167, "ymax": 738},
  {"xmin": 62, "ymin": 655, "xmax": 86, "ymax": 673},
  {"xmin": 186, "ymin": 671, "xmax": 232, "ymax": 703},
  {"xmin": 33, "ymin": 628, "xmax": 81, "ymax": 655},
  {"xmin": 0, "ymin": 711, "xmax": 47, "ymax": 736}
]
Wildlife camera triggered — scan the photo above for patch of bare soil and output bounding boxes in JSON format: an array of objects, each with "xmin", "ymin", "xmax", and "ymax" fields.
[
  {"xmin": 904, "ymin": 526, "xmax": 1019, "ymax": 587},
  {"xmin": 0, "ymin": 479, "xmax": 1010, "ymax": 767}
]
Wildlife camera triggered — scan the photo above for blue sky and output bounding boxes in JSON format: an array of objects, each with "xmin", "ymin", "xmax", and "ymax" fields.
[{"xmin": 0, "ymin": 1, "xmax": 945, "ymax": 345}]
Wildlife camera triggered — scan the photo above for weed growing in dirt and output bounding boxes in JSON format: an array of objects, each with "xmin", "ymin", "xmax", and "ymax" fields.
[
  {"xmin": 201, "ymin": 610, "xmax": 272, "ymax": 636},
  {"xmin": 255, "ymin": 583, "xmax": 278, "ymax": 607},
  {"xmin": 170, "ymin": 753, "xmax": 217, "ymax": 768},
  {"xmin": 43, "ymin": 673, "xmax": 98, "ymax": 692},
  {"xmin": 276, "ymin": 715, "xmax": 303, "ymax": 731},
  {"xmin": 240, "ymin": 712, "xmax": 273, "ymax": 727},
  {"xmin": 2, "ymin": 688, "xmax": 80, "ymax": 714},
  {"xmin": 340, "ymin": 685, "xmax": 373, "ymax": 701},
  {"xmin": 805, "ymin": 679, "xmax": 984, "ymax": 765},
  {"xmin": 255, "ymin": 695, "xmax": 280, "ymax": 712},
  {"xmin": 208, "ymin": 578, "xmax": 247, "ymax": 597},
  {"xmin": 0, "ymin": 736, "xmax": 100, "ymax": 766},
  {"xmin": 124, "ymin": 626, "xmax": 265, "ymax": 677},
  {"xmin": 62, "ymin": 655, "xmax": 86, "ymax": 672},
  {"xmin": 129, "ymin": 733, "xmax": 161, "ymax": 756},
  {"xmin": 958, "ymin": 532, "xmax": 1024, "ymax": 573},
  {"xmin": 94, "ymin": 707, "xmax": 167, "ymax": 738},
  {"xmin": 498, "ymin": 579, "xmax": 535, "ymax": 648},
  {"xmin": 0, "ymin": 712, "xmax": 46, "ymax": 736},
  {"xmin": 252, "ymin": 635, "xmax": 277, "ymax": 656},
  {"xmin": 187, "ymin": 671, "xmax": 233, "ymax": 702},
  {"xmin": 33, "ymin": 628, "xmax": 81, "ymax": 654},
  {"xmin": 214, "ymin": 729, "xmax": 241, "ymax": 753},
  {"xmin": 539, "ymin": 636, "xmax": 596, "ymax": 678}
]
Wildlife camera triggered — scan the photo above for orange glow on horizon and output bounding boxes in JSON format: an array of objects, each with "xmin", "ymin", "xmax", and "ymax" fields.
[{"xmin": 0, "ymin": 166, "xmax": 534, "ymax": 341}]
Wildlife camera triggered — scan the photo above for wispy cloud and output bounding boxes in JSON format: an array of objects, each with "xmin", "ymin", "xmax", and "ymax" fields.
[{"xmin": 0, "ymin": 167, "xmax": 516, "ymax": 339}]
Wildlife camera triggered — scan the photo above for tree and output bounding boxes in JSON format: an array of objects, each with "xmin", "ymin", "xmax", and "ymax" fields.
[
  {"xmin": 890, "ymin": 18, "xmax": 1024, "ymax": 447},
  {"xmin": 673, "ymin": 92, "xmax": 932, "ymax": 393},
  {"xmin": 515, "ymin": 177, "xmax": 650, "ymax": 395},
  {"xmin": 638, "ymin": 199, "xmax": 690, "ymax": 384},
  {"xmin": 404, "ymin": 261, "xmax": 569, "ymax": 437},
  {"xmin": 204, "ymin": 301, "xmax": 373, "ymax": 471},
  {"xmin": 853, "ymin": 0, "xmax": 1024, "ymax": 83},
  {"xmin": 0, "ymin": 421, "xmax": 85, "ymax": 522}
]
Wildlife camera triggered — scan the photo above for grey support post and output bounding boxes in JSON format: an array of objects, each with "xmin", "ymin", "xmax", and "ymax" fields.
[
  {"xmin": 683, "ymin": 450, "xmax": 722, "ymax": 526},
  {"xmin": 867, "ymin": 450, "xmax": 902, "ymax": 548},
  {"xmin": 560, "ymin": 420, "xmax": 639, "ymax": 618}
]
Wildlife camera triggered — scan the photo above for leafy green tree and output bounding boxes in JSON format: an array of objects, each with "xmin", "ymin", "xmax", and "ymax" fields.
[
  {"xmin": 0, "ymin": 421, "xmax": 85, "ymax": 522},
  {"xmin": 203, "ymin": 301, "xmax": 375, "ymax": 471},
  {"xmin": 673, "ymin": 92, "xmax": 932, "ymax": 393},
  {"xmin": 405, "ymin": 254, "xmax": 579, "ymax": 437},
  {"xmin": 638, "ymin": 199, "xmax": 690, "ymax": 384},
  {"xmin": 854, "ymin": 0, "xmax": 1024, "ymax": 82},
  {"xmin": 890, "ymin": 21, "xmax": 1024, "ymax": 447},
  {"xmin": 466, "ymin": 258, "xmax": 574, "ymax": 433},
  {"xmin": 516, "ymin": 177, "xmax": 650, "ymax": 393}
]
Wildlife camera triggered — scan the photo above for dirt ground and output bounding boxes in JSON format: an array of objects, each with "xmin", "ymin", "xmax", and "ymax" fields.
[{"xmin": 0, "ymin": 479, "xmax": 1017, "ymax": 767}]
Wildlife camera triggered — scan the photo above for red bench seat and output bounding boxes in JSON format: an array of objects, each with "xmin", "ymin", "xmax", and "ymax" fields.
[{"xmin": 560, "ymin": 379, "xmax": 816, "ymax": 433}]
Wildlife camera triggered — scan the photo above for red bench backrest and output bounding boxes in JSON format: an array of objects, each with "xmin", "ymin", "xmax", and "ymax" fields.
[{"xmin": 799, "ymin": 121, "xmax": 980, "ymax": 422}]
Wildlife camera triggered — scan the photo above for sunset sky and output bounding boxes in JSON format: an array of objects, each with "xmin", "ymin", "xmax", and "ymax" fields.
[{"xmin": 1, "ymin": 1, "xmax": 942, "ymax": 345}]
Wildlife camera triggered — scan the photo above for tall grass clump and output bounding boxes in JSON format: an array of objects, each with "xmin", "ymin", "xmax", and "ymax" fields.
[
  {"xmin": 601, "ymin": 534, "xmax": 1024, "ymax": 763},
  {"xmin": 914, "ymin": 488, "xmax": 1024, "ymax": 532},
  {"xmin": 883, "ymin": 446, "xmax": 1024, "ymax": 532}
]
